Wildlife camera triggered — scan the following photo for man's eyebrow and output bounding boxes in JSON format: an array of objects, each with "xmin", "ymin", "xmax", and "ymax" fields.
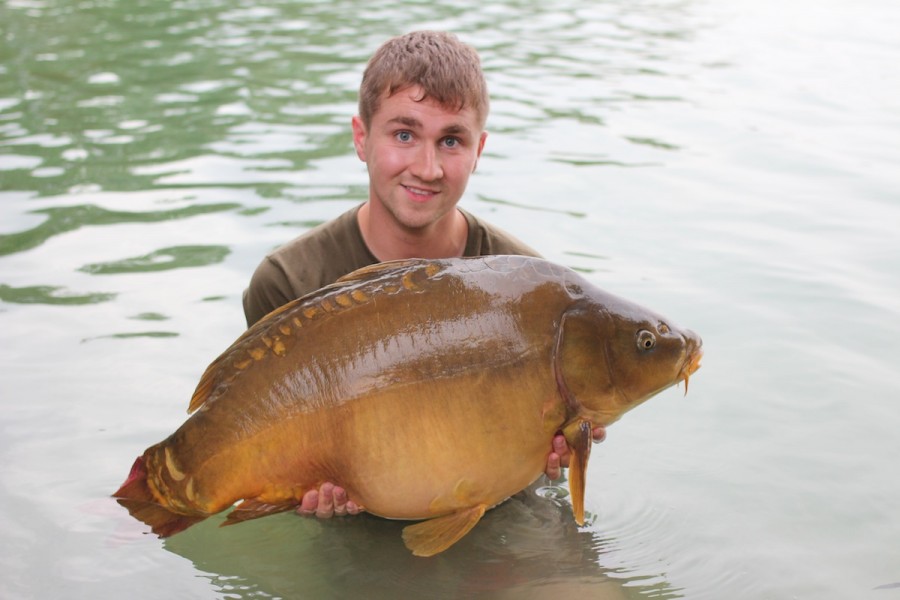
[
  {"xmin": 387, "ymin": 116, "xmax": 422, "ymax": 129},
  {"xmin": 386, "ymin": 116, "xmax": 473, "ymax": 137},
  {"xmin": 441, "ymin": 124, "xmax": 471, "ymax": 136}
]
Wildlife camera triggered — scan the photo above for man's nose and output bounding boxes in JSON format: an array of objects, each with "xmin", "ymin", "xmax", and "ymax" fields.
[{"xmin": 411, "ymin": 144, "xmax": 443, "ymax": 181}]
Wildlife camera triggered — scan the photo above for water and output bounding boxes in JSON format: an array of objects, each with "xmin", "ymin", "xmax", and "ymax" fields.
[{"xmin": 2, "ymin": 0, "xmax": 899, "ymax": 598}]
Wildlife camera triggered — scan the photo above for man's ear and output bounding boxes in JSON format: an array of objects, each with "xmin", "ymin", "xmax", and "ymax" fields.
[
  {"xmin": 473, "ymin": 130, "xmax": 488, "ymax": 173},
  {"xmin": 351, "ymin": 116, "xmax": 367, "ymax": 161}
]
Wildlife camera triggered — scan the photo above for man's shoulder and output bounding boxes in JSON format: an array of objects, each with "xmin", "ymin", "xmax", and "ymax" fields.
[
  {"xmin": 244, "ymin": 205, "xmax": 375, "ymax": 326},
  {"xmin": 269, "ymin": 205, "xmax": 362, "ymax": 263},
  {"xmin": 461, "ymin": 209, "xmax": 542, "ymax": 258}
]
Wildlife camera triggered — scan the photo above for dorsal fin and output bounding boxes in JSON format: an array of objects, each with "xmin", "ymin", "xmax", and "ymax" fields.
[
  {"xmin": 335, "ymin": 258, "xmax": 435, "ymax": 284},
  {"xmin": 187, "ymin": 292, "xmax": 320, "ymax": 413},
  {"xmin": 188, "ymin": 358, "xmax": 230, "ymax": 414},
  {"xmin": 187, "ymin": 263, "xmax": 409, "ymax": 414},
  {"xmin": 188, "ymin": 259, "xmax": 448, "ymax": 414}
]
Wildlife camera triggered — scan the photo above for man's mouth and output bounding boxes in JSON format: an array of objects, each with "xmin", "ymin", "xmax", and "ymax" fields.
[{"xmin": 403, "ymin": 185, "xmax": 438, "ymax": 199}]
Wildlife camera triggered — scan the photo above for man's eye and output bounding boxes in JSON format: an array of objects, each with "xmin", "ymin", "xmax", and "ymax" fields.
[
  {"xmin": 443, "ymin": 137, "xmax": 459, "ymax": 148},
  {"xmin": 396, "ymin": 131, "xmax": 412, "ymax": 142}
]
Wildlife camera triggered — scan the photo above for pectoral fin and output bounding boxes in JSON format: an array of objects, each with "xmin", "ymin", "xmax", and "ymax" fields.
[
  {"xmin": 401, "ymin": 504, "xmax": 487, "ymax": 557},
  {"xmin": 223, "ymin": 498, "xmax": 297, "ymax": 526},
  {"xmin": 563, "ymin": 420, "xmax": 593, "ymax": 526}
]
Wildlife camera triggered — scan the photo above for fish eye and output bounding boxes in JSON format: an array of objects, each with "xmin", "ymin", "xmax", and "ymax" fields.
[{"xmin": 637, "ymin": 330, "xmax": 656, "ymax": 350}]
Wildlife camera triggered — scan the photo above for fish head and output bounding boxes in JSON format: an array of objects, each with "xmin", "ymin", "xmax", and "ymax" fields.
[
  {"xmin": 557, "ymin": 294, "xmax": 703, "ymax": 427},
  {"xmin": 555, "ymin": 291, "xmax": 702, "ymax": 527}
]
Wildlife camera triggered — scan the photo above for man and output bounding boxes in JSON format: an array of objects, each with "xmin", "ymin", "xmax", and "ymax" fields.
[{"xmin": 243, "ymin": 31, "xmax": 604, "ymax": 518}]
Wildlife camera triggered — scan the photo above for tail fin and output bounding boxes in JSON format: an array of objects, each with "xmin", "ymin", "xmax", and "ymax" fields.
[{"xmin": 113, "ymin": 456, "xmax": 206, "ymax": 537}]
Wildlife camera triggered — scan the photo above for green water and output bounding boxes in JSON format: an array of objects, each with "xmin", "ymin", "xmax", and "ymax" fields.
[{"xmin": 2, "ymin": 0, "xmax": 899, "ymax": 598}]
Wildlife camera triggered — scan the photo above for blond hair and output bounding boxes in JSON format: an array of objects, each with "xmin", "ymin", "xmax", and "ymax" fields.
[{"xmin": 358, "ymin": 31, "xmax": 489, "ymax": 128}]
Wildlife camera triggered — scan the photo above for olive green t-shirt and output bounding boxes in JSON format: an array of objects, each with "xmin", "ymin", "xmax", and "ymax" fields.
[{"xmin": 242, "ymin": 205, "xmax": 541, "ymax": 327}]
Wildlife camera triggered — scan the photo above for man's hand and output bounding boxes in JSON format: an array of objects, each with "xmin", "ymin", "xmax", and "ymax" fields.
[
  {"xmin": 544, "ymin": 426, "xmax": 606, "ymax": 480},
  {"xmin": 296, "ymin": 482, "xmax": 362, "ymax": 518}
]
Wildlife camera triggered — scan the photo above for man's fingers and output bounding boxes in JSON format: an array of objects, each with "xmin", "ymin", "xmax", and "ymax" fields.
[
  {"xmin": 296, "ymin": 483, "xmax": 363, "ymax": 518},
  {"xmin": 297, "ymin": 489, "xmax": 318, "ymax": 515},
  {"xmin": 544, "ymin": 435, "xmax": 567, "ymax": 481},
  {"xmin": 332, "ymin": 486, "xmax": 348, "ymax": 516},
  {"xmin": 315, "ymin": 482, "xmax": 335, "ymax": 518},
  {"xmin": 553, "ymin": 434, "xmax": 570, "ymax": 469}
]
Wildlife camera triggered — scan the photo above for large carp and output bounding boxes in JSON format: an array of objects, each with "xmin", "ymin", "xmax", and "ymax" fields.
[{"xmin": 114, "ymin": 255, "xmax": 703, "ymax": 556}]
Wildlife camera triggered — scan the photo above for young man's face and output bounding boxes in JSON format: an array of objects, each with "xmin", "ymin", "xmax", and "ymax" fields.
[{"xmin": 352, "ymin": 85, "xmax": 487, "ymax": 232}]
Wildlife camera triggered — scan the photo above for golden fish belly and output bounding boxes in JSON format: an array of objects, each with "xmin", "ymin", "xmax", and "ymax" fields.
[{"xmin": 324, "ymin": 361, "xmax": 562, "ymax": 519}]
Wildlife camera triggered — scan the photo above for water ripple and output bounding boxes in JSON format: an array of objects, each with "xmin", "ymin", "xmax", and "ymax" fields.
[
  {"xmin": 78, "ymin": 245, "xmax": 230, "ymax": 275},
  {"xmin": 0, "ymin": 203, "xmax": 240, "ymax": 257}
]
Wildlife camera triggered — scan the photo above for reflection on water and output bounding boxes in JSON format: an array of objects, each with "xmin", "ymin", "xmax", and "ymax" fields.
[{"xmin": 163, "ymin": 483, "xmax": 677, "ymax": 600}]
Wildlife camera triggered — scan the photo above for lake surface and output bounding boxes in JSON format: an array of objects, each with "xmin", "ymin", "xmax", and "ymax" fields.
[{"xmin": 2, "ymin": 0, "xmax": 899, "ymax": 598}]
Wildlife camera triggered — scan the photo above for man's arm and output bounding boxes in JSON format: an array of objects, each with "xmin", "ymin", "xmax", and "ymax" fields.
[{"xmin": 243, "ymin": 257, "xmax": 297, "ymax": 327}]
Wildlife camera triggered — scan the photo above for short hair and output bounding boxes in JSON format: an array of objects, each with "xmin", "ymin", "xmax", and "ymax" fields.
[{"xmin": 358, "ymin": 31, "xmax": 489, "ymax": 129}]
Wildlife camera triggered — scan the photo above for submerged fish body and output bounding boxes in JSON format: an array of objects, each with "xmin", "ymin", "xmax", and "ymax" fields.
[{"xmin": 114, "ymin": 255, "xmax": 703, "ymax": 555}]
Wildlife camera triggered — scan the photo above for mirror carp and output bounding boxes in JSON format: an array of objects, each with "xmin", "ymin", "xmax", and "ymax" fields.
[{"xmin": 114, "ymin": 255, "xmax": 703, "ymax": 556}]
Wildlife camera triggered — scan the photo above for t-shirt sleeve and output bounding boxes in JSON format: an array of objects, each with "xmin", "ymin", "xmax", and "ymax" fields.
[
  {"xmin": 242, "ymin": 256, "xmax": 295, "ymax": 328},
  {"xmin": 462, "ymin": 210, "xmax": 543, "ymax": 258},
  {"xmin": 488, "ymin": 234, "xmax": 542, "ymax": 258},
  {"xmin": 241, "ymin": 206, "xmax": 371, "ymax": 328}
]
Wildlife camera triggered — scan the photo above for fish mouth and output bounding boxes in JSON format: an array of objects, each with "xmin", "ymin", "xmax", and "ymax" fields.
[{"xmin": 679, "ymin": 344, "xmax": 704, "ymax": 395}]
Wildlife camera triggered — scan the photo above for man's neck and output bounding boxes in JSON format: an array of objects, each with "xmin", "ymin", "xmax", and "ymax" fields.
[{"xmin": 357, "ymin": 202, "xmax": 468, "ymax": 261}]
